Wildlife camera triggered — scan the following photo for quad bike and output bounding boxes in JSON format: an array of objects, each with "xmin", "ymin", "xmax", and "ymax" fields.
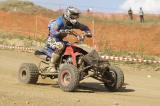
[{"xmin": 18, "ymin": 30, "xmax": 124, "ymax": 92}]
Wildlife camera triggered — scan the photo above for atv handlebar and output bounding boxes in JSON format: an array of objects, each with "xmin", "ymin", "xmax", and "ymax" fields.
[
  {"xmin": 71, "ymin": 31, "xmax": 86, "ymax": 43},
  {"xmin": 61, "ymin": 29, "xmax": 87, "ymax": 43}
]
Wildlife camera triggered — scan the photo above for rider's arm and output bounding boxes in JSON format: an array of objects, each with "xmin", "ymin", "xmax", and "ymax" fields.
[
  {"xmin": 74, "ymin": 22, "xmax": 92, "ymax": 37},
  {"xmin": 48, "ymin": 17, "xmax": 64, "ymax": 38},
  {"xmin": 49, "ymin": 22, "xmax": 60, "ymax": 38}
]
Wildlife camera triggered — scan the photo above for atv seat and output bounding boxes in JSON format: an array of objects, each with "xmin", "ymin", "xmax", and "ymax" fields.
[{"xmin": 34, "ymin": 47, "xmax": 54, "ymax": 61}]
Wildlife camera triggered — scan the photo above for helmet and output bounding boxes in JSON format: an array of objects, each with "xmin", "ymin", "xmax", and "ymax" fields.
[{"xmin": 64, "ymin": 6, "xmax": 81, "ymax": 25}]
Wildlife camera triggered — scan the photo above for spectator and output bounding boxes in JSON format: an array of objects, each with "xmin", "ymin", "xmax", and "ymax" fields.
[
  {"xmin": 139, "ymin": 7, "xmax": 144, "ymax": 23},
  {"xmin": 128, "ymin": 8, "xmax": 133, "ymax": 20},
  {"xmin": 87, "ymin": 8, "xmax": 92, "ymax": 13}
]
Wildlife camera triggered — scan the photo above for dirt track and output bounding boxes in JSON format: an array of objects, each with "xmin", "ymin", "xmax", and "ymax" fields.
[{"xmin": 0, "ymin": 50, "xmax": 160, "ymax": 106}]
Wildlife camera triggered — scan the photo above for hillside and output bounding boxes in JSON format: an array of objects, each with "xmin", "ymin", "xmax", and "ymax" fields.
[
  {"xmin": 0, "ymin": 1, "xmax": 160, "ymax": 56},
  {"xmin": 0, "ymin": 0, "xmax": 58, "ymax": 17}
]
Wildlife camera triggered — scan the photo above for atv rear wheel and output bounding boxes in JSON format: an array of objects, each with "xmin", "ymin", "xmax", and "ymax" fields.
[
  {"xmin": 18, "ymin": 63, "xmax": 39, "ymax": 84},
  {"xmin": 58, "ymin": 64, "xmax": 80, "ymax": 92},
  {"xmin": 103, "ymin": 66, "xmax": 124, "ymax": 92}
]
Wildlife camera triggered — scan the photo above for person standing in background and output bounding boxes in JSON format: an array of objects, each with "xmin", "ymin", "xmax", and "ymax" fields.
[
  {"xmin": 128, "ymin": 8, "xmax": 133, "ymax": 20},
  {"xmin": 139, "ymin": 7, "xmax": 144, "ymax": 23}
]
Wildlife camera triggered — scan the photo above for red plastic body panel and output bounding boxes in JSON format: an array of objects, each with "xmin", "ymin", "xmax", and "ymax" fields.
[{"xmin": 63, "ymin": 45, "xmax": 80, "ymax": 65}]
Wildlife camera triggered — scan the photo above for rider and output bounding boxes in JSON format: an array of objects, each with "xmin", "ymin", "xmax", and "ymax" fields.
[{"xmin": 46, "ymin": 6, "xmax": 92, "ymax": 73}]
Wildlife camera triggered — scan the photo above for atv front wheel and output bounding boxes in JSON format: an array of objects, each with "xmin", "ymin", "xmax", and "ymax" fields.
[
  {"xmin": 103, "ymin": 66, "xmax": 124, "ymax": 92},
  {"xmin": 18, "ymin": 63, "xmax": 39, "ymax": 84},
  {"xmin": 58, "ymin": 64, "xmax": 80, "ymax": 92}
]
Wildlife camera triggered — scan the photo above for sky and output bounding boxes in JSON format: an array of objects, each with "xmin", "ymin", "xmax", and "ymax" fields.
[
  {"xmin": 1, "ymin": 0, "xmax": 160, "ymax": 14},
  {"xmin": 121, "ymin": 0, "xmax": 160, "ymax": 14},
  {"xmin": 29, "ymin": 0, "xmax": 160, "ymax": 14},
  {"xmin": 29, "ymin": 0, "xmax": 124, "ymax": 12}
]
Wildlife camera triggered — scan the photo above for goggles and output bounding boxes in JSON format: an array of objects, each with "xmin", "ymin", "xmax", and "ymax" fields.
[{"xmin": 70, "ymin": 14, "xmax": 79, "ymax": 19}]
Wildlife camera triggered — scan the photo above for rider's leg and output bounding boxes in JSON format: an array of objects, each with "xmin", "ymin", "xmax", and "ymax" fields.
[
  {"xmin": 48, "ymin": 41, "xmax": 65, "ymax": 73},
  {"xmin": 49, "ymin": 52, "xmax": 60, "ymax": 72}
]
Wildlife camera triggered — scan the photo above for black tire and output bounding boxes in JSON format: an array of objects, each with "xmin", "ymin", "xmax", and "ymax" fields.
[
  {"xmin": 58, "ymin": 64, "xmax": 80, "ymax": 92},
  {"xmin": 103, "ymin": 66, "xmax": 124, "ymax": 92},
  {"xmin": 18, "ymin": 63, "xmax": 39, "ymax": 84}
]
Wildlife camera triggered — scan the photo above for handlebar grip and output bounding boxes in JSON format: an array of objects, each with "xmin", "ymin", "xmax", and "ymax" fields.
[{"xmin": 86, "ymin": 34, "xmax": 92, "ymax": 38}]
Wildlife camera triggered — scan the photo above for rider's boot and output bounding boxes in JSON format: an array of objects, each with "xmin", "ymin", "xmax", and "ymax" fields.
[{"xmin": 47, "ymin": 53, "xmax": 60, "ymax": 73}]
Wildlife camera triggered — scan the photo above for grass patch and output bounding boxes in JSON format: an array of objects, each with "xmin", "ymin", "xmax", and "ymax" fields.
[
  {"xmin": 0, "ymin": 31, "xmax": 45, "ymax": 47},
  {"xmin": 101, "ymin": 47, "xmax": 160, "ymax": 62},
  {"xmin": 111, "ymin": 61, "xmax": 160, "ymax": 72},
  {"xmin": 103, "ymin": 47, "xmax": 160, "ymax": 71},
  {"xmin": 80, "ymin": 14, "xmax": 160, "ymax": 26}
]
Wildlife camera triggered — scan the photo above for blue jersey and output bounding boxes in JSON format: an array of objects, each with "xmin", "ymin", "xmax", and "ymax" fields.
[{"xmin": 48, "ymin": 16, "xmax": 90, "ymax": 39}]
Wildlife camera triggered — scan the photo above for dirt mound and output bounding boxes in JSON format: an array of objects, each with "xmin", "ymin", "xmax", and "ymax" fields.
[
  {"xmin": 95, "ymin": 23, "xmax": 160, "ymax": 55},
  {"xmin": 0, "ymin": 11, "xmax": 49, "ymax": 37}
]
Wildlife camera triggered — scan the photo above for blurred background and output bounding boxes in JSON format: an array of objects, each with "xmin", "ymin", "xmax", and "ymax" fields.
[{"xmin": 0, "ymin": 0, "xmax": 160, "ymax": 57}]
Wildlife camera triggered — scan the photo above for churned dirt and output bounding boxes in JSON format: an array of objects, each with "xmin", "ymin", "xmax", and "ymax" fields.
[{"xmin": 0, "ymin": 50, "xmax": 160, "ymax": 106}]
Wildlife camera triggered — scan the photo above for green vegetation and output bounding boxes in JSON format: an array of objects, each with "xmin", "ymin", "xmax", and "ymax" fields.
[
  {"xmin": 101, "ymin": 48, "xmax": 160, "ymax": 71},
  {"xmin": 92, "ymin": 17, "xmax": 160, "ymax": 26},
  {"xmin": 80, "ymin": 13, "xmax": 160, "ymax": 26},
  {"xmin": 102, "ymin": 47, "xmax": 160, "ymax": 71},
  {"xmin": 0, "ymin": 31, "xmax": 44, "ymax": 47},
  {"xmin": 112, "ymin": 61, "xmax": 160, "ymax": 72},
  {"xmin": 101, "ymin": 47, "xmax": 160, "ymax": 60}
]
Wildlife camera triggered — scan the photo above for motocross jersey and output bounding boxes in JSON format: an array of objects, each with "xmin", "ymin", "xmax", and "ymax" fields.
[{"xmin": 48, "ymin": 16, "xmax": 91, "ymax": 40}]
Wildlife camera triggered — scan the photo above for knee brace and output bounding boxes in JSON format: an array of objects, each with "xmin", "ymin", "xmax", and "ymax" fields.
[{"xmin": 54, "ymin": 42, "xmax": 65, "ymax": 54}]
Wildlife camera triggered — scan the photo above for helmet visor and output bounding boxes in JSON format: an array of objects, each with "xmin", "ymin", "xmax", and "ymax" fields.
[{"xmin": 70, "ymin": 14, "xmax": 79, "ymax": 19}]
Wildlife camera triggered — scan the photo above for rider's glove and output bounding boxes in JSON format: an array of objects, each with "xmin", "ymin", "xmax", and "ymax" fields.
[
  {"xmin": 84, "ymin": 31, "xmax": 92, "ymax": 38},
  {"xmin": 77, "ymin": 35, "xmax": 84, "ymax": 41},
  {"xmin": 59, "ymin": 29, "xmax": 70, "ymax": 34}
]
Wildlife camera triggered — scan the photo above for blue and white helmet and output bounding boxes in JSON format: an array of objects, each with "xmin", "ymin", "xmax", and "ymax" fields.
[{"xmin": 64, "ymin": 6, "xmax": 81, "ymax": 25}]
